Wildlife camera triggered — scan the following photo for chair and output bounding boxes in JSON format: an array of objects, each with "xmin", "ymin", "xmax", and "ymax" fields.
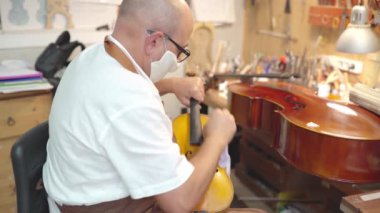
[{"xmin": 11, "ymin": 121, "xmax": 49, "ymax": 213}]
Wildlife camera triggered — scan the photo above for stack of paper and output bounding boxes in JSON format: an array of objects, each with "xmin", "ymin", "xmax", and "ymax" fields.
[
  {"xmin": 0, "ymin": 66, "xmax": 53, "ymax": 93},
  {"xmin": 349, "ymin": 83, "xmax": 380, "ymax": 116}
]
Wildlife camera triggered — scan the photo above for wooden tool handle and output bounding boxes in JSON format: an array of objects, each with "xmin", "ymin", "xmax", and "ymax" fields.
[
  {"xmin": 190, "ymin": 98, "xmax": 203, "ymax": 145},
  {"xmin": 285, "ymin": 0, "xmax": 291, "ymax": 14}
]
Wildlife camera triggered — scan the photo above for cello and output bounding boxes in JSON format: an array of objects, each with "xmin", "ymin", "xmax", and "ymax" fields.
[
  {"xmin": 229, "ymin": 81, "xmax": 380, "ymax": 183},
  {"xmin": 172, "ymin": 99, "xmax": 234, "ymax": 212}
]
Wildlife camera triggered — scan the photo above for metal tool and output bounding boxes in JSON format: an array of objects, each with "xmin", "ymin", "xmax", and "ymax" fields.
[{"xmin": 257, "ymin": 0, "xmax": 297, "ymax": 42}]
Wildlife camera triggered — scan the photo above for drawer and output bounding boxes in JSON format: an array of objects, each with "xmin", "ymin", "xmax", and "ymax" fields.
[
  {"xmin": 0, "ymin": 172, "xmax": 15, "ymax": 202},
  {"xmin": 240, "ymin": 140, "xmax": 285, "ymax": 190},
  {"xmin": 0, "ymin": 193, "xmax": 17, "ymax": 213},
  {"xmin": 0, "ymin": 137, "xmax": 17, "ymax": 212},
  {"xmin": 0, "ymin": 171, "xmax": 16, "ymax": 213},
  {"xmin": 0, "ymin": 137, "xmax": 16, "ymax": 166},
  {"xmin": 0, "ymin": 93, "xmax": 51, "ymax": 140}
]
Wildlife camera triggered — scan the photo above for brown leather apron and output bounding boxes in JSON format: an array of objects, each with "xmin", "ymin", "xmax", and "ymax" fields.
[
  {"xmin": 104, "ymin": 37, "xmax": 137, "ymax": 74},
  {"xmin": 57, "ymin": 197, "xmax": 159, "ymax": 213}
]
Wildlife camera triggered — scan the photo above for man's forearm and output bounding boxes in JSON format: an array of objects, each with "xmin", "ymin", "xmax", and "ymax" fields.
[
  {"xmin": 188, "ymin": 136, "xmax": 226, "ymax": 193},
  {"xmin": 155, "ymin": 135, "xmax": 227, "ymax": 212},
  {"xmin": 154, "ymin": 78, "xmax": 177, "ymax": 96},
  {"xmin": 177, "ymin": 135, "xmax": 227, "ymax": 211}
]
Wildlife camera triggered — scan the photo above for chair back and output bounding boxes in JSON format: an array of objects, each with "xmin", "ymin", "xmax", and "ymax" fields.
[{"xmin": 11, "ymin": 121, "xmax": 49, "ymax": 213}]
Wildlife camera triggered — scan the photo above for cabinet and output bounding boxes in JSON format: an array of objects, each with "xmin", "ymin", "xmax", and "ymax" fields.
[
  {"xmin": 0, "ymin": 91, "xmax": 52, "ymax": 212},
  {"xmin": 228, "ymin": 82, "xmax": 372, "ymax": 212},
  {"xmin": 235, "ymin": 126, "xmax": 364, "ymax": 212}
]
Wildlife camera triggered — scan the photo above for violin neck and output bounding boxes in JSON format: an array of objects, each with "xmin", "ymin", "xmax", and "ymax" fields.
[{"xmin": 190, "ymin": 98, "xmax": 203, "ymax": 145}]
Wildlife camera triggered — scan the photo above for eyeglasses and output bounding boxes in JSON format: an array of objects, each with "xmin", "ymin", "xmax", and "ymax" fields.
[{"xmin": 147, "ymin": 29, "xmax": 191, "ymax": 62}]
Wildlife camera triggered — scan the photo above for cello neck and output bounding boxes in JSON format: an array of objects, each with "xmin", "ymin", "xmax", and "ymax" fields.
[{"xmin": 190, "ymin": 98, "xmax": 203, "ymax": 145}]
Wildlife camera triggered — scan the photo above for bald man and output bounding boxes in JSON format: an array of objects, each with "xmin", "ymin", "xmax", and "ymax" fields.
[{"xmin": 42, "ymin": 0, "xmax": 236, "ymax": 212}]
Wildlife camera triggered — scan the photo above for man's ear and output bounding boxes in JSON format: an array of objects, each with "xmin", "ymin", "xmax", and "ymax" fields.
[{"xmin": 144, "ymin": 31, "xmax": 164, "ymax": 55}]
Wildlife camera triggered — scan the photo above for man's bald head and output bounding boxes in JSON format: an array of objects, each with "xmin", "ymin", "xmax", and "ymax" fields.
[
  {"xmin": 112, "ymin": 0, "xmax": 193, "ymax": 74},
  {"xmin": 117, "ymin": 0, "xmax": 192, "ymax": 36}
]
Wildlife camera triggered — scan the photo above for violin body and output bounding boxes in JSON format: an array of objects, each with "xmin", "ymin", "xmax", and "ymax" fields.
[
  {"xmin": 173, "ymin": 112, "xmax": 234, "ymax": 212},
  {"xmin": 229, "ymin": 81, "xmax": 380, "ymax": 183}
]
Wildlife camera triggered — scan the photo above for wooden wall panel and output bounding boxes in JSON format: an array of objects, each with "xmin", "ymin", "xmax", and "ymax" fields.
[{"xmin": 242, "ymin": 0, "xmax": 380, "ymax": 87}]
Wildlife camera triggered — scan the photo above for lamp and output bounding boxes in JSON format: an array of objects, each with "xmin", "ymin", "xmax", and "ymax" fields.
[{"xmin": 336, "ymin": 2, "xmax": 380, "ymax": 54}]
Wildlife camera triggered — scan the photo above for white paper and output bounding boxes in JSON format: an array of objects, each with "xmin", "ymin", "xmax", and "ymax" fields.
[
  {"xmin": 0, "ymin": 76, "xmax": 53, "ymax": 93},
  {"xmin": 218, "ymin": 146, "xmax": 231, "ymax": 176},
  {"xmin": 0, "ymin": 82, "xmax": 53, "ymax": 93},
  {"xmin": 361, "ymin": 192, "xmax": 380, "ymax": 202},
  {"xmin": 191, "ymin": 0, "xmax": 235, "ymax": 25},
  {"xmin": 0, "ymin": 66, "xmax": 42, "ymax": 79}
]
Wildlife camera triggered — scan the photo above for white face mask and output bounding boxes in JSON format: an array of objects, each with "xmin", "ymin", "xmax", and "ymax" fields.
[{"xmin": 150, "ymin": 44, "xmax": 179, "ymax": 83}]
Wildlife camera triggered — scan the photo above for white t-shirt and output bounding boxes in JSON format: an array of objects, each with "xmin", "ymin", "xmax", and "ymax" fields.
[{"xmin": 42, "ymin": 43, "xmax": 194, "ymax": 211}]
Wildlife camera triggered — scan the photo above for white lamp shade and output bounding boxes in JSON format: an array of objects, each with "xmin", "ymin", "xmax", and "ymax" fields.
[
  {"xmin": 336, "ymin": 4, "xmax": 380, "ymax": 54},
  {"xmin": 336, "ymin": 24, "xmax": 380, "ymax": 54}
]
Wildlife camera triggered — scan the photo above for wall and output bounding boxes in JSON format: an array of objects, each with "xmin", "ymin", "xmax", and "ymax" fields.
[
  {"xmin": 242, "ymin": 0, "xmax": 380, "ymax": 87},
  {"xmin": 212, "ymin": 0, "xmax": 245, "ymax": 60},
  {"xmin": 0, "ymin": 1, "xmax": 245, "ymax": 119},
  {"xmin": 0, "ymin": 30, "xmax": 107, "ymax": 66}
]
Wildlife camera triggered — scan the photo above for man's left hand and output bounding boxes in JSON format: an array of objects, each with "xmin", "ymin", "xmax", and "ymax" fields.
[{"xmin": 172, "ymin": 77, "xmax": 204, "ymax": 106}]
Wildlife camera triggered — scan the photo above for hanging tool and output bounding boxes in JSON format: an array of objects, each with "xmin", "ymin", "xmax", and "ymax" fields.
[
  {"xmin": 283, "ymin": 0, "xmax": 295, "ymax": 43},
  {"xmin": 300, "ymin": 0, "xmax": 306, "ymax": 23},
  {"xmin": 268, "ymin": 0, "xmax": 276, "ymax": 31},
  {"xmin": 285, "ymin": 0, "xmax": 291, "ymax": 14},
  {"xmin": 257, "ymin": 0, "xmax": 297, "ymax": 42},
  {"xmin": 339, "ymin": 1, "xmax": 349, "ymax": 33}
]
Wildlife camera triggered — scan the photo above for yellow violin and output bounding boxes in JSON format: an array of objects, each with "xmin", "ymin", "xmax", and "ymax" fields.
[{"xmin": 172, "ymin": 99, "xmax": 234, "ymax": 212}]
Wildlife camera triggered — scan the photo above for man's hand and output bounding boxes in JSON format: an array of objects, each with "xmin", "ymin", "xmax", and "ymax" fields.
[
  {"xmin": 203, "ymin": 108, "xmax": 236, "ymax": 148},
  {"xmin": 172, "ymin": 77, "xmax": 205, "ymax": 106},
  {"xmin": 155, "ymin": 77, "xmax": 205, "ymax": 106}
]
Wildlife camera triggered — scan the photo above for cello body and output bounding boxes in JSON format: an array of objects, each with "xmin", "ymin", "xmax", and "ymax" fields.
[
  {"xmin": 172, "ymin": 104, "xmax": 234, "ymax": 212},
  {"xmin": 229, "ymin": 81, "xmax": 380, "ymax": 183}
]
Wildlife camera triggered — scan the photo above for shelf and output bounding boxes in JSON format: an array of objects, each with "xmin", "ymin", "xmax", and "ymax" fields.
[{"xmin": 0, "ymin": 29, "xmax": 112, "ymax": 49}]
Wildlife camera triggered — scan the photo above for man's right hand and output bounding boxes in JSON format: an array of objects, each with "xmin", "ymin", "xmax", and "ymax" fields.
[{"xmin": 203, "ymin": 108, "xmax": 236, "ymax": 148}]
